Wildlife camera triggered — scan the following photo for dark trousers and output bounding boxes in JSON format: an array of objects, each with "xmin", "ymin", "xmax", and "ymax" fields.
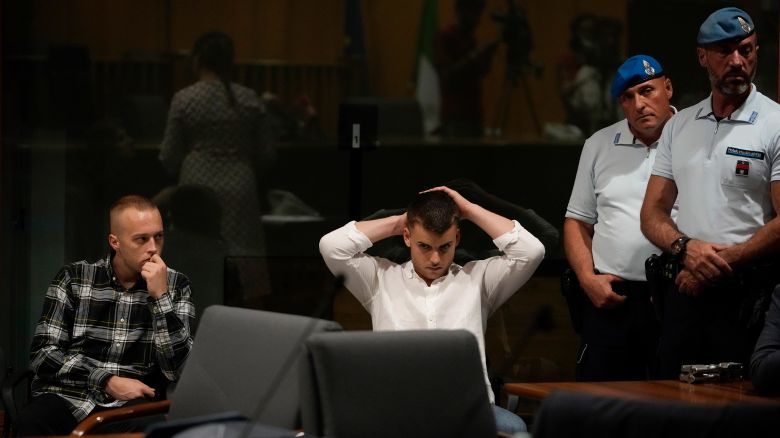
[
  {"xmin": 16, "ymin": 393, "xmax": 165, "ymax": 436},
  {"xmin": 576, "ymin": 281, "xmax": 659, "ymax": 381},
  {"xmin": 16, "ymin": 393, "xmax": 77, "ymax": 436},
  {"xmin": 654, "ymin": 282, "xmax": 758, "ymax": 379}
]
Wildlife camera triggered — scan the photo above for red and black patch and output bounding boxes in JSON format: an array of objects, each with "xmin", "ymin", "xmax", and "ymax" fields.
[{"xmin": 735, "ymin": 160, "xmax": 750, "ymax": 176}]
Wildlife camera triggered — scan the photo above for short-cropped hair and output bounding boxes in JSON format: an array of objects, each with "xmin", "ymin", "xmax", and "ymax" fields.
[
  {"xmin": 406, "ymin": 191, "xmax": 460, "ymax": 234},
  {"xmin": 110, "ymin": 195, "xmax": 157, "ymax": 215},
  {"xmin": 109, "ymin": 194, "xmax": 157, "ymax": 223}
]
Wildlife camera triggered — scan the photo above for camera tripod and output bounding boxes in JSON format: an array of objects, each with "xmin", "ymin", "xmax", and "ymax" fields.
[
  {"xmin": 490, "ymin": 61, "xmax": 542, "ymax": 137},
  {"xmin": 488, "ymin": 0, "xmax": 542, "ymax": 137}
]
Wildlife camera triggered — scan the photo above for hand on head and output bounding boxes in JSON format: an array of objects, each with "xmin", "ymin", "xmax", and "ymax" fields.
[{"xmin": 420, "ymin": 186, "xmax": 473, "ymax": 220}]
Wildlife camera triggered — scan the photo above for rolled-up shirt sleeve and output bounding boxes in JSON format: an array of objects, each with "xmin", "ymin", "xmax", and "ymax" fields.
[
  {"xmin": 565, "ymin": 136, "xmax": 598, "ymax": 224},
  {"xmin": 483, "ymin": 220, "xmax": 545, "ymax": 313},
  {"xmin": 651, "ymin": 117, "xmax": 675, "ymax": 180},
  {"xmin": 319, "ymin": 221, "xmax": 382, "ymax": 306}
]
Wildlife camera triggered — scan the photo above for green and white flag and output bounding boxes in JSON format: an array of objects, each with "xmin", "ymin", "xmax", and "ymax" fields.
[{"xmin": 414, "ymin": 0, "xmax": 440, "ymax": 136}]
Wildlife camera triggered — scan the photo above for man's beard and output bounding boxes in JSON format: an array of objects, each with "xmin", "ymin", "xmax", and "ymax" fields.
[{"xmin": 710, "ymin": 67, "xmax": 754, "ymax": 96}]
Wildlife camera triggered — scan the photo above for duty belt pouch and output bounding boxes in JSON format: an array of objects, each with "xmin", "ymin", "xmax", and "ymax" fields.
[
  {"xmin": 741, "ymin": 290, "xmax": 769, "ymax": 333},
  {"xmin": 645, "ymin": 254, "xmax": 666, "ymax": 321},
  {"xmin": 736, "ymin": 268, "xmax": 776, "ymax": 335},
  {"xmin": 561, "ymin": 267, "xmax": 585, "ymax": 334}
]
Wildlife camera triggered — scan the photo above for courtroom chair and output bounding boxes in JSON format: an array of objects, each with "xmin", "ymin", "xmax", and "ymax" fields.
[
  {"xmin": 300, "ymin": 330, "xmax": 498, "ymax": 438},
  {"xmin": 0, "ymin": 346, "xmax": 33, "ymax": 438},
  {"xmin": 532, "ymin": 389, "xmax": 780, "ymax": 438},
  {"xmin": 73, "ymin": 305, "xmax": 342, "ymax": 435}
]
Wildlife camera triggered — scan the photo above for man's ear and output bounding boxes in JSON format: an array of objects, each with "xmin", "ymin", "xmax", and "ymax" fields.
[
  {"xmin": 455, "ymin": 228, "xmax": 461, "ymax": 247},
  {"xmin": 403, "ymin": 226, "xmax": 411, "ymax": 247},
  {"xmin": 108, "ymin": 234, "xmax": 120, "ymax": 251},
  {"xmin": 696, "ymin": 47, "xmax": 707, "ymax": 68},
  {"xmin": 665, "ymin": 77, "xmax": 673, "ymax": 100}
]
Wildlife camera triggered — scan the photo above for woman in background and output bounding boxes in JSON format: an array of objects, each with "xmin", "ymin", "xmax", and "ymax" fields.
[{"xmin": 160, "ymin": 31, "xmax": 270, "ymax": 254}]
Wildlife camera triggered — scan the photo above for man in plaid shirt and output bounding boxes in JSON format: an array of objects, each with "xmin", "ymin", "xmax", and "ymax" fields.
[{"xmin": 16, "ymin": 195, "xmax": 195, "ymax": 435}]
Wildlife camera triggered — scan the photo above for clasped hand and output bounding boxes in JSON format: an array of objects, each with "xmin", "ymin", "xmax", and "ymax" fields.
[{"xmin": 675, "ymin": 239, "xmax": 734, "ymax": 295}]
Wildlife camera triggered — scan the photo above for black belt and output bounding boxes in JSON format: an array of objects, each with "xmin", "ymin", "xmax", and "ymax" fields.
[{"xmin": 610, "ymin": 280, "xmax": 651, "ymax": 299}]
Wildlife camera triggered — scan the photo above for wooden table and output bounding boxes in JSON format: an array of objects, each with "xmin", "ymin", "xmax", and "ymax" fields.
[
  {"xmin": 70, "ymin": 435, "xmax": 143, "ymax": 438},
  {"xmin": 504, "ymin": 380, "xmax": 780, "ymax": 406}
]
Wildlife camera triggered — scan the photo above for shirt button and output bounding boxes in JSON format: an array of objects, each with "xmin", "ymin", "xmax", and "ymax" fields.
[
  {"xmin": 120, "ymin": 318, "xmax": 125, "ymax": 323},
  {"xmin": 115, "ymin": 343, "xmax": 120, "ymax": 347}
]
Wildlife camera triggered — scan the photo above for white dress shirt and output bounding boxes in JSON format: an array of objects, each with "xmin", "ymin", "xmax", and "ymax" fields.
[{"xmin": 319, "ymin": 220, "xmax": 545, "ymax": 403}]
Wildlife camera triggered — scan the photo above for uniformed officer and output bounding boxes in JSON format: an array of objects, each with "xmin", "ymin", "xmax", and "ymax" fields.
[
  {"xmin": 641, "ymin": 7, "xmax": 780, "ymax": 378},
  {"xmin": 564, "ymin": 54, "xmax": 675, "ymax": 380}
]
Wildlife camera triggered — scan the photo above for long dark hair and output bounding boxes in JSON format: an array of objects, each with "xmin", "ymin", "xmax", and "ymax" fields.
[{"xmin": 193, "ymin": 31, "xmax": 237, "ymax": 107}]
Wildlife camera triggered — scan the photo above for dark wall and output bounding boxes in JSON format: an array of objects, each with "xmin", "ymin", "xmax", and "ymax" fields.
[{"xmin": 628, "ymin": 0, "xmax": 778, "ymax": 105}]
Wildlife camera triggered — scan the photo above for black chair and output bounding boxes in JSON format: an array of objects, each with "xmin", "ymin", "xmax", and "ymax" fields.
[
  {"xmin": 72, "ymin": 305, "xmax": 342, "ymax": 435},
  {"xmin": 0, "ymin": 348, "xmax": 33, "ymax": 438},
  {"xmin": 300, "ymin": 330, "xmax": 498, "ymax": 438},
  {"xmin": 533, "ymin": 389, "xmax": 780, "ymax": 438}
]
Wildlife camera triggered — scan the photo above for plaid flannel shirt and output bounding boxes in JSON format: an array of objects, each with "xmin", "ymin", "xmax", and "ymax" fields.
[{"xmin": 29, "ymin": 254, "xmax": 195, "ymax": 421}]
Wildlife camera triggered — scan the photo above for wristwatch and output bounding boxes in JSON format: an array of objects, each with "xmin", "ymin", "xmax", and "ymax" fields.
[{"xmin": 670, "ymin": 235, "xmax": 691, "ymax": 258}]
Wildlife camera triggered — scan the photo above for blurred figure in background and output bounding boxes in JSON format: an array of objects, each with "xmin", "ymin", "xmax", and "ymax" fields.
[
  {"xmin": 159, "ymin": 31, "xmax": 272, "ymax": 255},
  {"xmin": 162, "ymin": 185, "xmax": 227, "ymax": 328},
  {"xmin": 557, "ymin": 14, "xmax": 623, "ymax": 138},
  {"xmin": 262, "ymin": 92, "xmax": 327, "ymax": 145},
  {"xmin": 436, "ymin": 0, "xmax": 498, "ymax": 138}
]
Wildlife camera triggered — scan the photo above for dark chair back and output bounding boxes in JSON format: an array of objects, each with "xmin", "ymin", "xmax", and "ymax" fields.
[
  {"xmin": 168, "ymin": 305, "xmax": 342, "ymax": 430},
  {"xmin": 300, "ymin": 330, "xmax": 497, "ymax": 438}
]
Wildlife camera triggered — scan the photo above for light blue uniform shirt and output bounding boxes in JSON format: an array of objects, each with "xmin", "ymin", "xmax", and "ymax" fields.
[
  {"xmin": 567, "ymin": 117, "xmax": 673, "ymax": 281},
  {"xmin": 652, "ymin": 85, "xmax": 780, "ymax": 244}
]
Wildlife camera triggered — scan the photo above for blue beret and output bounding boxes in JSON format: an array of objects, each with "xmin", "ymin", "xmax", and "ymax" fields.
[
  {"xmin": 610, "ymin": 54, "xmax": 664, "ymax": 97},
  {"xmin": 697, "ymin": 7, "xmax": 754, "ymax": 45}
]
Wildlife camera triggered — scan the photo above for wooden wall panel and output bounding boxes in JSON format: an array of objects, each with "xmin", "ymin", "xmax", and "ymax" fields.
[
  {"xmin": 19, "ymin": 0, "xmax": 627, "ymax": 140},
  {"xmin": 168, "ymin": 0, "xmax": 341, "ymax": 62},
  {"xmin": 362, "ymin": 0, "xmax": 626, "ymax": 139},
  {"xmin": 480, "ymin": 0, "xmax": 627, "ymax": 139},
  {"xmin": 31, "ymin": 0, "xmax": 167, "ymax": 57},
  {"xmin": 361, "ymin": 0, "xmax": 424, "ymax": 97}
]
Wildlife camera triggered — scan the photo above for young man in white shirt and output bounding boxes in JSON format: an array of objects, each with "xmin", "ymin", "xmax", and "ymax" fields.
[{"xmin": 319, "ymin": 186, "xmax": 545, "ymax": 434}]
